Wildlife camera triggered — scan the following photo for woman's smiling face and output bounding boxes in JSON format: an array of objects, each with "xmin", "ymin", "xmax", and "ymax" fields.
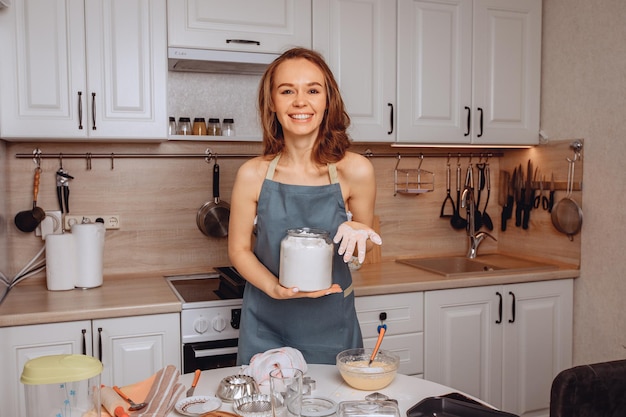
[{"xmin": 271, "ymin": 58, "xmax": 328, "ymax": 141}]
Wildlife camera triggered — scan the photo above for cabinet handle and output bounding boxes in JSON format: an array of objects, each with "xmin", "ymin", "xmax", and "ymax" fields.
[
  {"xmin": 91, "ymin": 93, "xmax": 97, "ymax": 130},
  {"xmin": 508, "ymin": 291, "xmax": 516, "ymax": 323},
  {"xmin": 81, "ymin": 328, "xmax": 87, "ymax": 355},
  {"xmin": 97, "ymin": 327, "xmax": 103, "ymax": 362},
  {"xmin": 496, "ymin": 291, "xmax": 502, "ymax": 324},
  {"xmin": 226, "ymin": 39, "xmax": 261, "ymax": 46},
  {"xmin": 78, "ymin": 92, "xmax": 84, "ymax": 130},
  {"xmin": 464, "ymin": 106, "xmax": 470, "ymax": 136},
  {"xmin": 387, "ymin": 103, "xmax": 394, "ymax": 134},
  {"xmin": 477, "ymin": 107, "xmax": 483, "ymax": 137}
]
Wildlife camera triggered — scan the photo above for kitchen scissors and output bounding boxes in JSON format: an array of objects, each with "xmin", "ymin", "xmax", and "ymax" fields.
[
  {"xmin": 534, "ymin": 173, "xmax": 549, "ymax": 210},
  {"xmin": 56, "ymin": 166, "xmax": 74, "ymax": 213}
]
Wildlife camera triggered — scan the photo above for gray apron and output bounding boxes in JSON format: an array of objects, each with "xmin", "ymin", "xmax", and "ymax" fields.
[{"xmin": 236, "ymin": 154, "xmax": 363, "ymax": 365}]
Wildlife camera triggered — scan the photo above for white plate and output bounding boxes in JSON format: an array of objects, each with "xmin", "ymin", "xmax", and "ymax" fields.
[{"xmin": 176, "ymin": 395, "xmax": 223, "ymax": 416}]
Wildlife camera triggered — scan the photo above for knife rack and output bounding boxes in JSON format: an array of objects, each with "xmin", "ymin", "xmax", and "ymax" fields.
[{"xmin": 394, "ymin": 155, "xmax": 435, "ymax": 196}]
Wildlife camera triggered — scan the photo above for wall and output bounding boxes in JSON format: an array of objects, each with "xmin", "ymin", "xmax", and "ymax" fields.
[
  {"xmin": 541, "ymin": 0, "xmax": 626, "ymax": 364},
  {"xmin": 0, "ymin": 140, "xmax": 7, "ymax": 274}
]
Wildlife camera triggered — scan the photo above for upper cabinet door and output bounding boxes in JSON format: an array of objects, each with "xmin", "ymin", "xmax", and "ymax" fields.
[
  {"xmin": 313, "ymin": 0, "xmax": 396, "ymax": 142},
  {"xmin": 472, "ymin": 0, "xmax": 542, "ymax": 145},
  {"xmin": 397, "ymin": 0, "xmax": 472, "ymax": 143},
  {"xmin": 0, "ymin": 0, "xmax": 87, "ymax": 138},
  {"xmin": 0, "ymin": 0, "xmax": 167, "ymax": 141},
  {"xmin": 84, "ymin": 0, "xmax": 168, "ymax": 139},
  {"xmin": 168, "ymin": 0, "xmax": 312, "ymax": 53}
]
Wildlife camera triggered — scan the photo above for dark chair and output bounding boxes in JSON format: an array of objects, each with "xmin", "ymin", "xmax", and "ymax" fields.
[{"xmin": 550, "ymin": 359, "xmax": 626, "ymax": 417}]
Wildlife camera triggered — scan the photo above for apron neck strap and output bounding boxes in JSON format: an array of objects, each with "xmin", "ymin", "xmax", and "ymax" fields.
[{"xmin": 265, "ymin": 153, "xmax": 339, "ymax": 184}]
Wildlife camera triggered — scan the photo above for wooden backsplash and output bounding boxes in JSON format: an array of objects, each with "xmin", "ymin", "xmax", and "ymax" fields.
[{"xmin": 2, "ymin": 140, "xmax": 582, "ymax": 279}]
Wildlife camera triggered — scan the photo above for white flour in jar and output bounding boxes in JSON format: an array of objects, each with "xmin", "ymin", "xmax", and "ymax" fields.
[{"xmin": 279, "ymin": 229, "xmax": 333, "ymax": 291}]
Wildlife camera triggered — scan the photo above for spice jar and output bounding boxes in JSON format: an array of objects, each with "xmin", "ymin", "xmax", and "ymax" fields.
[
  {"xmin": 177, "ymin": 117, "xmax": 191, "ymax": 135},
  {"xmin": 207, "ymin": 118, "xmax": 221, "ymax": 136},
  {"xmin": 168, "ymin": 117, "xmax": 177, "ymax": 136},
  {"xmin": 279, "ymin": 228, "xmax": 333, "ymax": 291},
  {"xmin": 222, "ymin": 118, "xmax": 235, "ymax": 137},
  {"xmin": 193, "ymin": 117, "xmax": 207, "ymax": 135}
]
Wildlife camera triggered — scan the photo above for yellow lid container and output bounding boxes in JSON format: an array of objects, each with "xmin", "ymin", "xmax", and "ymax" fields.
[{"xmin": 21, "ymin": 354, "xmax": 103, "ymax": 385}]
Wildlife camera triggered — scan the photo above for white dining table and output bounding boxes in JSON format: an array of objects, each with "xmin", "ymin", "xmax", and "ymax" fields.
[{"xmin": 170, "ymin": 364, "xmax": 472, "ymax": 417}]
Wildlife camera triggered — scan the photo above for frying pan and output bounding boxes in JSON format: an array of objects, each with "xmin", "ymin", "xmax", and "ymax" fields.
[
  {"xmin": 551, "ymin": 156, "xmax": 582, "ymax": 241},
  {"xmin": 197, "ymin": 161, "xmax": 230, "ymax": 238},
  {"xmin": 14, "ymin": 168, "xmax": 46, "ymax": 232}
]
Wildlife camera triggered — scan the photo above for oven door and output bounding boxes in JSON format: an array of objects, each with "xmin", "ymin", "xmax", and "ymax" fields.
[{"xmin": 183, "ymin": 338, "xmax": 239, "ymax": 373}]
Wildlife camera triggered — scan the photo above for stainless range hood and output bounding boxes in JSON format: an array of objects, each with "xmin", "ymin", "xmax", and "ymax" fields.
[{"xmin": 168, "ymin": 47, "xmax": 279, "ymax": 75}]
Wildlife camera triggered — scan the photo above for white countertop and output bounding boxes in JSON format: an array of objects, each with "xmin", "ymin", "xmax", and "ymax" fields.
[{"xmin": 171, "ymin": 364, "xmax": 476, "ymax": 417}]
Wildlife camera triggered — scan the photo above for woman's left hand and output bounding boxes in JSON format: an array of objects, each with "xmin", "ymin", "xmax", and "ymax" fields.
[{"xmin": 333, "ymin": 222, "xmax": 382, "ymax": 264}]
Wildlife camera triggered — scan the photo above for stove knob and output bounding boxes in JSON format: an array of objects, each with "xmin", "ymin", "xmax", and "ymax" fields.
[
  {"xmin": 193, "ymin": 317, "xmax": 209, "ymax": 334},
  {"xmin": 212, "ymin": 315, "xmax": 227, "ymax": 332}
]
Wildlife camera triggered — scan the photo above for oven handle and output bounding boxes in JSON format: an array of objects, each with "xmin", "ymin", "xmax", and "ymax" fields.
[{"xmin": 193, "ymin": 346, "xmax": 239, "ymax": 358}]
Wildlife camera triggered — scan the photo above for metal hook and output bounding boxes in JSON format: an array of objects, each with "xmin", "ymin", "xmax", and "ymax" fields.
[
  {"xmin": 86, "ymin": 153, "xmax": 92, "ymax": 170},
  {"xmin": 110, "ymin": 153, "xmax": 115, "ymax": 170},
  {"xmin": 59, "ymin": 153, "xmax": 64, "ymax": 169},
  {"xmin": 417, "ymin": 154, "xmax": 424, "ymax": 170},
  {"xmin": 204, "ymin": 148, "xmax": 213, "ymax": 164},
  {"xmin": 32, "ymin": 148, "xmax": 42, "ymax": 168}
]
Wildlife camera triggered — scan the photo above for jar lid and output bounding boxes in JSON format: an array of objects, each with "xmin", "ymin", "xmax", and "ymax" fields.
[
  {"xmin": 223, "ymin": 118, "xmax": 234, "ymax": 123},
  {"xmin": 194, "ymin": 117, "xmax": 206, "ymax": 122},
  {"xmin": 179, "ymin": 117, "xmax": 191, "ymax": 122},
  {"xmin": 208, "ymin": 118, "xmax": 220, "ymax": 123},
  {"xmin": 20, "ymin": 354, "xmax": 103, "ymax": 385}
]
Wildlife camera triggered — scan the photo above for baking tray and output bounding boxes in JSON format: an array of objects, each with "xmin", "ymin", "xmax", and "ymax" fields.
[{"xmin": 406, "ymin": 396, "xmax": 518, "ymax": 417}]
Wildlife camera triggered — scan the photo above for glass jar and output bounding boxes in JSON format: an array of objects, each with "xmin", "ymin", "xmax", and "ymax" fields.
[
  {"xmin": 177, "ymin": 117, "xmax": 191, "ymax": 135},
  {"xmin": 207, "ymin": 118, "xmax": 221, "ymax": 136},
  {"xmin": 279, "ymin": 228, "xmax": 333, "ymax": 291},
  {"xmin": 168, "ymin": 117, "xmax": 176, "ymax": 136},
  {"xmin": 193, "ymin": 117, "xmax": 207, "ymax": 135},
  {"xmin": 222, "ymin": 118, "xmax": 235, "ymax": 137}
]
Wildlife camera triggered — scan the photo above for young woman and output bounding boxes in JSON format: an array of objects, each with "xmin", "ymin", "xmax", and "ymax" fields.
[{"xmin": 228, "ymin": 48, "xmax": 382, "ymax": 365}]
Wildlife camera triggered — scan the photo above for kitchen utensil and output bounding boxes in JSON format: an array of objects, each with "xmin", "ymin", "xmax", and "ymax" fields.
[
  {"xmin": 514, "ymin": 164, "xmax": 524, "ymax": 227},
  {"xmin": 234, "ymin": 394, "xmax": 273, "ymax": 417},
  {"xmin": 551, "ymin": 156, "xmax": 583, "ymax": 240},
  {"xmin": 187, "ymin": 369, "xmax": 201, "ymax": 397},
  {"xmin": 197, "ymin": 160, "xmax": 230, "ymax": 238},
  {"xmin": 522, "ymin": 160, "xmax": 534, "ymax": 229},
  {"xmin": 499, "ymin": 170, "xmax": 511, "ymax": 231},
  {"xmin": 548, "ymin": 172, "xmax": 555, "ymax": 212},
  {"xmin": 113, "ymin": 385, "xmax": 148, "ymax": 411},
  {"xmin": 368, "ymin": 324, "xmax": 387, "ymax": 366},
  {"xmin": 14, "ymin": 167, "xmax": 46, "ymax": 232},
  {"xmin": 534, "ymin": 173, "xmax": 549, "ymax": 210},
  {"xmin": 450, "ymin": 162, "xmax": 467, "ymax": 230},
  {"xmin": 56, "ymin": 167, "xmax": 74, "ymax": 213},
  {"xmin": 482, "ymin": 164, "xmax": 493, "ymax": 230},
  {"xmin": 217, "ymin": 374, "xmax": 259, "ymax": 402},
  {"xmin": 439, "ymin": 160, "xmax": 455, "ymax": 218},
  {"xmin": 473, "ymin": 163, "xmax": 484, "ymax": 230}
]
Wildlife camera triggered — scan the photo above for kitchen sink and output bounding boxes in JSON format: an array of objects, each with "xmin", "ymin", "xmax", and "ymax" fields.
[{"xmin": 396, "ymin": 254, "xmax": 558, "ymax": 277}]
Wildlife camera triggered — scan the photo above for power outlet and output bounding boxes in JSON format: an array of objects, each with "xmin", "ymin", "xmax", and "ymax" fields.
[
  {"xmin": 64, "ymin": 214, "xmax": 121, "ymax": 230},
  {"xmin": 36, "ymin": 210, "xmax": 63, "ymax": 239}
]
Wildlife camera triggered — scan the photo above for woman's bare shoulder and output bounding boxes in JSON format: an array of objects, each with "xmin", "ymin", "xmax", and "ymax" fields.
[
  {"xmin": 236, "ymin": 155, "xmax": 272, "ymax": 182},
  {"xmin": 336, "ymin": 151, "xmax": 375, "ymax": 180}
]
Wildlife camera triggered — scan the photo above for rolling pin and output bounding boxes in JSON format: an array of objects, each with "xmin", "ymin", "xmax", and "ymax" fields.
[{"xmin": 101, "ymin": 386, "xmax": 130, "ymax": 417}]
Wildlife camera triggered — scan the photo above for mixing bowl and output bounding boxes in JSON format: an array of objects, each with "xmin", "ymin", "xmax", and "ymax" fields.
[{"xmin": 336, "ymin": 348, "xmax": 399, "ymax": 390}]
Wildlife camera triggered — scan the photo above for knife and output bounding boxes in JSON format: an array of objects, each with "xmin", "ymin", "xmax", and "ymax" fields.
[
  {"xmin": 522, "ymin": 160, "xmax": 534, "ymax": 230},
  {"xmin": 500, "ymin": 170, "xmax": 511, "ymax": 231},
  {"xmin": 186, "ymin": 369, "xmax": 201, "ymax": 397},
  {"xmin": 548, "ymin": 172, "xmax": 555, "ymax": 213},
  {"xmin": 514, "ymin": 165, "xmax": 524, "ymax": 227}
]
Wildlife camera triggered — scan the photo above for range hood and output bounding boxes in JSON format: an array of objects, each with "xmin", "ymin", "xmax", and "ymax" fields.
[{"xmin": 168, "ymin": 48, "xmax": 279, "ymax": 75}]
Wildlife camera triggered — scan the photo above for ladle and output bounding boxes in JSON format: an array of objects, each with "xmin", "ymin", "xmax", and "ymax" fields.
[
  {"xmin": 482, "ymin": 164, "xmax": 494, "ymax": 230},
  {"xmin": 113, "ymin": 386, "xmax": 148, "ymax": 411},
  {"xmin": 14, "ymin": 168, "xmax": 46, "ymax": 233},
  {"xmin": 439, "ymin": 160, "xmax": 455, "ymax": 218}
]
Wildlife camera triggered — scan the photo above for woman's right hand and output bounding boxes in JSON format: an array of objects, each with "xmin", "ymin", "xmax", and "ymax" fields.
[{"xmin": 273, "ymin": 282, "xmax": 343, "ymax": 299}]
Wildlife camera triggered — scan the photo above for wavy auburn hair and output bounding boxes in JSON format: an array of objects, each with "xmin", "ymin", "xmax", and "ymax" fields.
[{"xmin": 258, "ymin": 48, "xmax": 351, "ymax": 164}]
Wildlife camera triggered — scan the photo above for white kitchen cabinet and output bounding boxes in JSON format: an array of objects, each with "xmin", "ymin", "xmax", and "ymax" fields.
[
  {"xmin": 168, "ymin": 0, "xmax": 311, "ymax": 54},
  {"xmin": 397, "ymin": 0, "xmax": 542, "ymax": 145},
  {"xmin": 0, "ymin": 313, "xmax": 180, "ymax": 417},
  {"xmin": 424, "ymin": 279, "xmax": 573, "ymax": 417},
  {"xmin": 0, "ymin": 0, "xmax": 168, "ymax": 140},
  {"xmin": 355, "ymin": 292, "xmax": 423, "ymax": 376},
  {"xmin": 313, "ymin": 0, "xmax": 396, "ymax": 142}
]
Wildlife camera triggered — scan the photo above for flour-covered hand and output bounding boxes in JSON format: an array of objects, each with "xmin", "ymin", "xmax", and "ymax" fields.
[{"xmin": 333, "ymin": 223, "xmax": 383, "ymax": 264}]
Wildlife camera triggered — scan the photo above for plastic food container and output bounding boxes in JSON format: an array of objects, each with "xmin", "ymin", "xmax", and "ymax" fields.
[
  {"xmin": 21, "ymin": 354, "xmax": 103, "ymax": 417},
  {"xmin": 338, "ymin": 400, "xmax": 400, "ymax": 417},
  {"xmin": 279, "ymin": 228, "xmax": 333, "ymax": 291}
]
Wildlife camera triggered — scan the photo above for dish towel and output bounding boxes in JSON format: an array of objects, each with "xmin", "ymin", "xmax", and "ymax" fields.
[
  {"xmin": 242, "ymin": 347, "xmax": 308, "ymax": 385},
  {"xmin": 101, "ymin": 365, "xmax": 184, "ymax": 417}
]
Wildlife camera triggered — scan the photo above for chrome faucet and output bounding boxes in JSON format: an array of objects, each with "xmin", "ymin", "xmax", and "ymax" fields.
[{"xmin": 461, "ymin": 179, "xmax": 496, "ymax": 259}]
